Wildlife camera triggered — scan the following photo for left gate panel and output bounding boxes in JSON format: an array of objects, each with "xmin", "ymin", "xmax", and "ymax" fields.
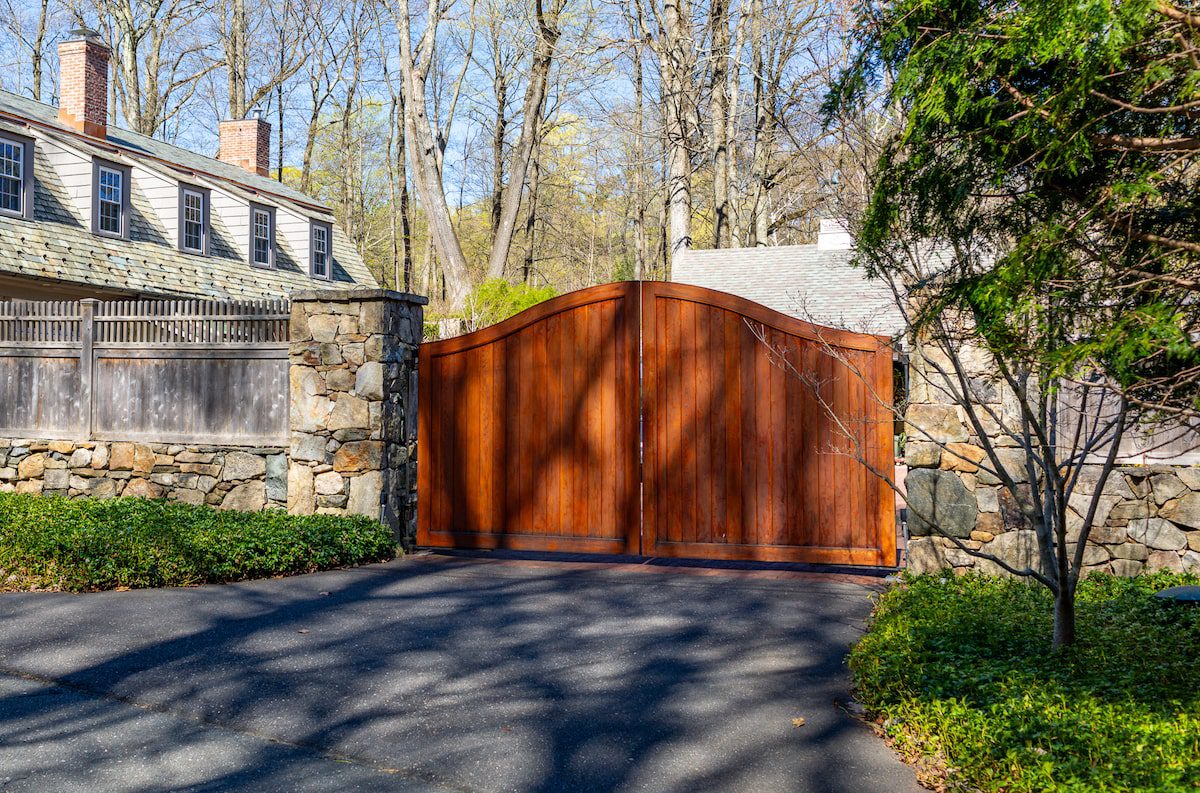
[{"xmin": 417, "ymin": 282, "xmax": 641, "ymax": 554}]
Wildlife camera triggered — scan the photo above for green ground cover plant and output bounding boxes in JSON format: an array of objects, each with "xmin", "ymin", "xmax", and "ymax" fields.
[
  {"xmin": 0, "ymin": 491, "xmax": 396, "ymax": 591},
  {"xmin": 851, "ymin": 573, "xmax": 1200, "ymax": 792}
]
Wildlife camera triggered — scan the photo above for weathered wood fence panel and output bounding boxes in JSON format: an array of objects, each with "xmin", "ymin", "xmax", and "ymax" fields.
[{"xmin": 0, "ymin": 298, "xmax": 289, "ymax": 445}]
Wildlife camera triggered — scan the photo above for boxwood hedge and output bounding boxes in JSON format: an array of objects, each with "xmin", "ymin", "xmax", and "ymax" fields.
[
  {"xmin": 850, "ymin": 572, "xmax": 1200, "ymax": 792},
  {"xmin": 0, "ymin": 491, "xmax": 396, "ymax": 591}
]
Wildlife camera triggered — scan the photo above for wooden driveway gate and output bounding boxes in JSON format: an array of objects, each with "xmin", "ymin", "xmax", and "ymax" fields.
[{"xmin": 417, "ymin": 281, "xmax": 896, "ymax": 567}]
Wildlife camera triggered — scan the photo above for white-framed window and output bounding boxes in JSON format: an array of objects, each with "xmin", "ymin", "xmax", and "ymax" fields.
[
  {"xmin": 180, "ymin": 186, "xmax": 206, "ymax": 254},
  {"xmin": 0, "ymin": 135, "xmax": 29, "ymax": 218},
  {"xmin": 250, "ymin": 204, "xmax": 274, "ymax": 267},
  {"xmin": 95, "ymin": 162, "xmax": 126, "ymax": 237},
  {"xmin": 311, "ymin": 222, "xmax": 331, "ymax": 279}
]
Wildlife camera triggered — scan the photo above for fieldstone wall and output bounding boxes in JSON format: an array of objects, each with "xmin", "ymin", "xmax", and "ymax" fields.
[
  {"xmin": 1, "ymin": 289, "xmax": 425, "ymax": 546},
  {"xmin": 904, "ymin": 341, "xmax": 1200, "ymax": 577},
  {"xmin": 0, "ymin": 438, "xmax": 286, "ymax": 509},
  {"xmin": 287, "ymin": 289, "xmax": 425, "ymax": 545}
]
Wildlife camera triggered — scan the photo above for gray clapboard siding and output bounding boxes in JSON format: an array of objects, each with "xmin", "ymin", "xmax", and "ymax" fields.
[
  {"xmin": 1058, "ymin": 383, "xmax": 1200, "ymax": 465},
  {"xmin": 0, "ymin": 298, "xmax": 289, "ymax": 444}
]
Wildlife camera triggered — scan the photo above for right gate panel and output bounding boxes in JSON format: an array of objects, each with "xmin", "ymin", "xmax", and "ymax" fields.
[{"xmin": 641, "ymin": 282, "xmax": 896, "ymax": 566}]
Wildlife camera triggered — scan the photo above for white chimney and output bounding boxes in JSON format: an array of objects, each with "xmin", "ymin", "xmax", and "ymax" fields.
[{"xmin": 816, "ymin": 218, "xmax": 853, "ymax": 251}]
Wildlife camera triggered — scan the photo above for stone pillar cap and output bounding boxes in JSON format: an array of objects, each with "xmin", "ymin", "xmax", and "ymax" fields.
[{"xmin": 290, "ymin": 288, "xmax": 429, "ymax": 305}]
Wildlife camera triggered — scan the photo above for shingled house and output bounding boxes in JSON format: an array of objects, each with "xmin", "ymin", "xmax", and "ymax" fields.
[{"xmin": 0, "ymin": 29, "xmax": 376, "ymax": 301}]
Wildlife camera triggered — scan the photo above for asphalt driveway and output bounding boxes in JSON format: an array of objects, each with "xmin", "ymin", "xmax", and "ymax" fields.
[{"xmin": 0, "ymin": 555, "xmax": 920, "ymax": 793}]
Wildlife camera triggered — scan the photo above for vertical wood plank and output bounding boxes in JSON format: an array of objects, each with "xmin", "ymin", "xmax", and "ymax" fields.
[
  {"xmin": 78, "ymin": 299, "xmax": 95, "ymax": 441},
  {"xmin": 544, "ymin": 312, "xmax": 562, "ymax": 537},
  {"xmin": 722, "ymin": 309, "xmax": 743, "ymax": 547},
  {"xmin": 875, "ymin": 343, "xmax": 897, "ymax": 566},
  {"xmin": 640, "ymin": 284, "xmax": 659, "ymax": 555}
]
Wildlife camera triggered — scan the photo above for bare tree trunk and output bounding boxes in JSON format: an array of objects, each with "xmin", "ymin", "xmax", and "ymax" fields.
[
  {"xmin": 216, "ymin": 0, "xmax": 307, "ymax": 121},
  {"xmin": 390, "ymin": 0, "xmax": 473, "ymax": 308},
  {"xmin": 31, "ymin": 0, "xmax": 48, "ymax": 102},
  {"xmin": 659, "ymin": 0, "xmax": 696, "ymax": 265},
  {"xmin": 727, "ymin": 10, "xmax": 745, "ymax": 246},
  {"xmin": 522, "ymin": 132, "xmax": 542, "ymax": 284},
  {"xmin": 709, "ymin": 0, "xmax": 731, "ymax": 248},
  {"xmin": 301, "ymin": 95, "xmax": 320, "ymax": 192},
  {"xmin": 632, "ymin": 28, "xmax": 649, "ymax": 279},
  {"xmin": 483, "ymin": 0, "xmax": 565, "ymax": 281},
  {"xmin": 397, "ymin": 83, "xmax": 414, "ymax": 292},
  {"xmin": 490, "ymin": 49, "xmax": 508, "ymax": 236},
  {"xmin": 298, "ymin": 12, "xmax": 344, "ymax": 193},
  {"xmin": 276, "ymin": 25, "xmax": 284, "ymax": 181},
  {"xmin": 341, "ymin": 33, "xmax": 361, "ymax": 243},
  {"xmin": 484, "ymin": 18, "xmax": 508, "ymax": 238},
  {"xmin": 659, "ymin": 146, "xmax": 670, "ymax": 278},
  {"xmin": 747, "ymin": 0, "xmax": 771, "ymax": 246},
  {"xmin": 227, "ymin": 0, "xmax": 246, "ymax": 117},
  {"xmin": 1053, "ymin": 583, "xmax": 1076, "ymax": 648},
  {"xmin": 387, "ymin": 92, "xmax": 401, "ymax": 289}
]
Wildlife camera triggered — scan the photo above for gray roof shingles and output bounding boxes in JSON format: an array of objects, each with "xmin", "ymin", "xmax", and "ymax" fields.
[
  {"xmin": 0, "ymin": 90, "xmax": 377, "ymax": 300},
  {"xmin": 671, "ymin": 245, "xmax": 905, "ymax": 336}
]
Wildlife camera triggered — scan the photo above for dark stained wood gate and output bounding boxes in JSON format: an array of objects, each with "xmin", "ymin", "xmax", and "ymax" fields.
[{"xmin": 417, "ymin": 281, "xmax": 896, "ymax": 567}]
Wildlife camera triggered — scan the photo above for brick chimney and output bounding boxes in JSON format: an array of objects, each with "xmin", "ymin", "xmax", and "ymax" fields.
[
  {"xmin": 57, "ymin": 28, "xmax": 110, "ymax": 139},
  {"xmin": 218, "ymin": 116, "xmax": 271, "ymax": 177}
]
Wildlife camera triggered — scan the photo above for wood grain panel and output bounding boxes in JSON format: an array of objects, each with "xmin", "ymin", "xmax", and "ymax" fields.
[
  {"xmin": 640, "ymin": 282, "xmax": 896, "ymax": 567},
  {"xmin": 416, "ymin": 281, "xmax": 896, "ymax": 567},
  {"xmin": 417, "ymin": 282, "xmax": 640, "ymax": 553}
]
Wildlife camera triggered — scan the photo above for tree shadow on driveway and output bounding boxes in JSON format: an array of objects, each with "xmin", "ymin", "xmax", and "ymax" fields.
[{"xmin": 0, "ymin": 558, "xmax": 919, "ymax": 793}]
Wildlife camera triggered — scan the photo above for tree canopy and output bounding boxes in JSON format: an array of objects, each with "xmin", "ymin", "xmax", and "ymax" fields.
[{"xmin": 832, "ymin": 0, "xmax": 1200, "ymax": 418}]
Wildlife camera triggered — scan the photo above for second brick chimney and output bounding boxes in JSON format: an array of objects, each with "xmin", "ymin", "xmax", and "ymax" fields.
[
  {"xmin": 218, "ymin": 116, "xmax": 271, "ymax": 177},
  {"xmin": 57, "ymin": 28, "xmax": 110, "ymax": 139}
]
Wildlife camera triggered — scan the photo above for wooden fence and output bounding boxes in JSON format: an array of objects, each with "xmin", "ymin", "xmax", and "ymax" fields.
[{"xmin": 0, "ymin": 298, "xmax": 290, "ymax": 445}]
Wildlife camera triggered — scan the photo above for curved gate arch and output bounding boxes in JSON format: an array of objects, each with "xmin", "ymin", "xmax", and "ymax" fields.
[{"xmin": 417, "ymin": 281, "xmax": 896, "ymax": 566}]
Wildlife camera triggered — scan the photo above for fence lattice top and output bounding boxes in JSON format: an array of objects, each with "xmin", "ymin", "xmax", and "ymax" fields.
[
  {"xmin": 0, "ymin": 298, "xmax": 290, "ymax": 345},
  {"xmin": 0, "ymin": 300, "xmax": 81, "ymax": 343}
]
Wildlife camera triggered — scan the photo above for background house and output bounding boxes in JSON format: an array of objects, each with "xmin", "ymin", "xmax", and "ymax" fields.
[
  {"xmin": 0, "ymin": 29, "xmax": 376, "ymax": 301},
  {"xmin": 670, "ymin": 220, "xmax": 905, "ymax": 337}
]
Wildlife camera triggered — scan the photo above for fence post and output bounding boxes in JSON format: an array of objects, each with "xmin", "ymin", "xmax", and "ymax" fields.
[
  {"xmin": 287, "ymin": 289, "xmax": 427, "ymax": 546},
  {"xmin": 78, "ymin": 298, "xmax": 97, "ymax": 441}
]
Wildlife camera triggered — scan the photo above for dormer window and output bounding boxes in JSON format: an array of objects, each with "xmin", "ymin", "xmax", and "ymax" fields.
[
  {"xmin": 311, "ymin": 222, "xmax": 332, "ymax": 279},
  {"xmin": 0, "ymin": 134, "xmax": 33, "ymax": 219},
  {"xmin": 249, "ymin": 203, "xmax": 274, "ymax": 267},
  {"xmin": 179, "ymin": 185, "xmax": 208, "ymax": 254},
  {"xmin": 92, "ymin": 159, "xmax": 130, "ymax": 238}
]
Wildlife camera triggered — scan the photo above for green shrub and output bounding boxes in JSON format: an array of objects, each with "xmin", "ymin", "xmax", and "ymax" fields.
[
  {"xmin": 851, "ymin": 573, "xmax": 1200, "ymax": 792},
  {"xmin": 463, "ymin": 278, "xmax": 557, "ymax": 328},
  {"xmin": 0, "ymin": 491, "xmax": 396, "ymax": 591}
]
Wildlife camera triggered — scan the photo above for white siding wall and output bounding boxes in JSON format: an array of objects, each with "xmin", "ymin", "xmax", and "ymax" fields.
[
  {"xmin": 210, "ymin": 188, "xmax": 249, "ymax": 261},
  {"xmin": 40, "ymin": 137, "xmax": 92, "ymax": 226},
  {"xmin": 276, "ymin": 205, "xmax": 311, "ymax": 274},
  {"xmin": 133, "ymin": 164, "xmax": 177, "ymax": 243}
]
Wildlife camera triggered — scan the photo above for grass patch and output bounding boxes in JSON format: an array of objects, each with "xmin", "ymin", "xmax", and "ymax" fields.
[
  {"xmin": 0, "ymin": 491, "xmax": 396, "ymax": 592},
  {"xmin": 850, "ymin": 573, "xmax": 1200, "ymax": 792}
]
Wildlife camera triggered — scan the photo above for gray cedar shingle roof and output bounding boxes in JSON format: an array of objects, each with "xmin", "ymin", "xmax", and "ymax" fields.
[
  {"xmin": 0, "ymin": 90, "xmax": 377, "ymax": 300},
  {"xmin": 671, "ymin": 245, "xmax": 905, "ymax": 336}
]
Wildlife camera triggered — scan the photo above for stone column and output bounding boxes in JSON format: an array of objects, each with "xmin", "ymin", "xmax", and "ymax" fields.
[{"xmin": 288, "ymin": 289, "xmax": 426, "ymax": 546}]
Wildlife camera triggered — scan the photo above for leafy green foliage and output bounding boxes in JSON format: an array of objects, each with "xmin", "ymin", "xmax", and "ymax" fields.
[
  {"xmin": 831, "ymin": 0, "xmax": 1200, "ymax": 415},
  {"xmin": 0, "ymin": 492, "xmax": 396, "ymax": 592},
  {"xmin": 851, "ymin": 573, "xmax": 1200, "ymax": 792},
  {"xmin": 463, "ymin": 278, "xmax": 558, "ymax": 328}
]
